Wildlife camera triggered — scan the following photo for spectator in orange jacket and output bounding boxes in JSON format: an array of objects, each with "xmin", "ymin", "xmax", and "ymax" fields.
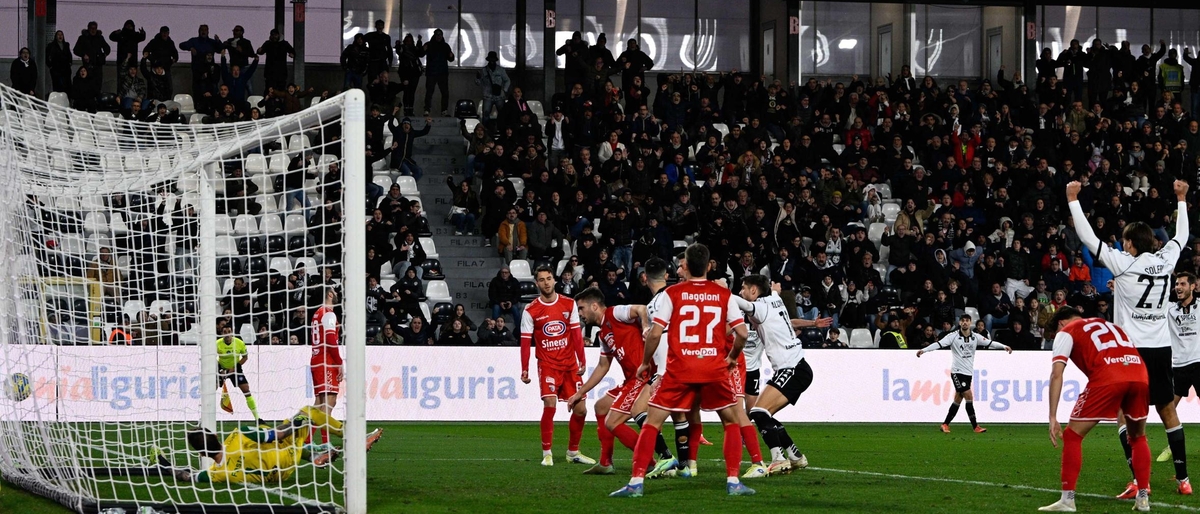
[
  {"xmin": 497, "ymin": 208, "xmax": 528, "ymax": 261},
  {"xmin": 1067, "ymin": 255, "xmax": 1091, "ymax": 293}
]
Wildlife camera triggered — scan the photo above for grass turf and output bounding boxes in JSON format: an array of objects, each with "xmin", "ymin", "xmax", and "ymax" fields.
[{"xmin": 2, "ymin": 421, "xmax": 1194, "ymax": 513}]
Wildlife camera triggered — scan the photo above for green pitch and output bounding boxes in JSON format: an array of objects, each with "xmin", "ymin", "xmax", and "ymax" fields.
[{"xmin": 2, "ymin": 422, "xmax": 1195, "ymax": 513}]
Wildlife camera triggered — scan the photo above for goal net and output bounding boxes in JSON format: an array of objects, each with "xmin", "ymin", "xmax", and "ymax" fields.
[{"xmin": 0, "ymin": 85, "xmax": 367, "ymax": 514}]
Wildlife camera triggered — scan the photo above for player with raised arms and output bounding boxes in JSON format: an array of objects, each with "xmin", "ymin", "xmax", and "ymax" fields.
[
  {"xmin": 569, "ymin": 286, "xmax": 674, "ymax": 474},
  {"xmin": 610, "ymin": 243, "xmax": 755, "ymax": 497},
  {"xmin": 733, "ymin": 275, "xmax": 830, "ymax": 475},
  {"xmin": 310, "ymin": 288, "xmax": 344, "ymax": 444},
  {"xmin": 1041, "ymin": 307, "xmax": 1151, "ymax": 512},
  {"xmin": 1159, "ymin": 272, "xmax": 1200, "ymax": 465},
  {"xmin": 1067, "ymin": 179, "xmax": 1192, "ymax": 497},
  {"xmin": 520, "ymin": 266, "xmax": 595, "ymax": 467},
  {"xmin": 216, "ymin": 325, "xmax": 261, "ymax": 421},
  {"xmin": 158, "ymin": 409, "xmax": 382, "ymax": 484},
  {"xmin": 916, "ymin": 314, "xmax": 1013, "ymax": 433}
]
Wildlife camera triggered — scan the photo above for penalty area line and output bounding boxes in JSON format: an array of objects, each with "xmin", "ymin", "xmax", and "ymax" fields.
[{"xmin": 807, "ymin": 466, "xmax": 1200, "ymax": 512}]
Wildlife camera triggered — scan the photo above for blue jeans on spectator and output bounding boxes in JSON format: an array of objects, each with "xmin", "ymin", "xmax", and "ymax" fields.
[
  {"xmin": 482, "ymin": 96, "xmax": 503, "ymax": 126},
  {"xmin": 452, "ymin": 212, "xmax": 476, "ymax": 234},
  {"xmin": 393, "ymin": 261, "xmax": 424, "ymax": 282},
  {"xmin": 367, "ymin": 182, "xmax": 384, "ymax": 207},
  {"xmin": 344, "ymin": 71, "xmax": 363, "ymax": 90},
  {"xmin": 569, "ymin": 218, "xmax": 590, "ymax": 240},
  {"xmin": 984, "ymin": 313, "xmax": 1009, "ymax": 335},
  {"xmin": 797, "ymin": 305, "xmax": 819, "ymax": 320},
  {"xmin": 400, "ymin": 160, "xmax": 423, "ymax": 180},
  {"xmin": 286, "ymin": 190, "xmax": 311, "ymax": 220},
  {"xmin": 492, "ymin": 301, "xmax": 521, "ymax": 324},
  {"xmin": 614, "ymin": 245, "xmax": 633, "ymax": 276},
  {"xmin": 465, "ymin": 154, "xmax": 480, "ymax": 181}
]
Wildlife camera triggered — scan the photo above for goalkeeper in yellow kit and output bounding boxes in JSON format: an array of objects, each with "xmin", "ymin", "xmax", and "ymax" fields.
[{"xmin": 158, "ymin": 407, "xmax": 383, "ymax": 484}]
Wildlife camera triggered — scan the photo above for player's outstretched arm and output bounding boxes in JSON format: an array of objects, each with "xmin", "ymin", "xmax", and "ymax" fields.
[
  {"xmin": 1173, "ymin": 180, "xmax": 1190, "ymax": 248},
  {"xmin": 1065, "ymin": 181, "xmax": 1102, "ymax": 254},
  {"xmin": 569, "ymin": 355, "xmax": 612, "ymax": 408},
  {"xmin": 790, "ymin": 317, "xmax": 834, "ymax": 329},
  {"xmin": 985, "ymin": 340, "xmax": 1013, "ymax": 353}
]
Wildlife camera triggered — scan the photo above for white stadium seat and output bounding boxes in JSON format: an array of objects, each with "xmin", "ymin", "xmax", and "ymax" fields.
[
  {"xmin": 397, "ymin": 176, "xmax": 419, "ymax": 197},
  {"xmin": 244, "ymin": 154, "xmax": 268, "ymax": 175},
  {"xmin": 294, "ymin": 257, "xmax": 319, "ymax": 276},
  {"xmin": 234, "ymin": 215, "xmax": 258, "ymax": 235},
  {"xmin": 260, "ymin": 214, "xmax": 284, "ymax": 232},
  {"xmin": 509, "ymin": 260, "xmax": 533, "ymax": 281},
  {"xmin": 882, "ymin": 203, "xmax": 901, "ymax": 220},
  {"xmin": 268, "ymin": 154, "xmax": 289, "ymax": 174},
  {"xmin": 214, "ymin": 215, "xmax": 233, "ymax": 236},
  {"xmin": 527, "ymin": 100, "xmax": 545, "ymax": 119},
  {"xmin": 173, "ymin": 94, "xmax": 195, "ymax": 115},
  {"xmin": 419, "ymin": 237, "xmax": 439, "ymax": 260},
  {"xmin": 508, "ymin": 177, "xmax": 525, "ymax": 197},
  {"xmin": 868, "ymin": 223, "xmax": 887, "ymax": 245},
  {"xmin": 288, "ymin": 135, "xmax": 310, "ymax": 152},
  {"xmin": 875, "ymin": 183, "xmax": 893, "ymax": 199},
  {"xmin": 849, "ymin": 329, "xmax": 875, "ymax": 348},
  {"xmin": 246, "ymin": 95, "xmax": 264, "ymax": 108},
  {"xmin": 213, "ymin": 236, "xmax": 237, "ymax": 256},
  {"xmin": 149, "ymin": 300, "xmax": 172, "ymax": 317},
  {"xmin": 123, "ymin": 300, "xmax": 146, "ymax": 323},
  {"xmin": 373, "ymin": 175, "xmax": 393, "ymax": 191},
  {"xmin": 269, "ymin": 257, "xmax": 293, "ymax": 276},
  {"xmin": 284, "ymin": 214, "xmax": 307, "ymax": 234},
  {"xmin": 425, "ymin": 280, "xmax": 452, "ymax": 305},
  {"xmin": 48, "ymin": 92, "xmax": 69, "ymax": 108},
  {"xmin": 965, "ymin": 307, "xmax": 980, "ymax": 325}
]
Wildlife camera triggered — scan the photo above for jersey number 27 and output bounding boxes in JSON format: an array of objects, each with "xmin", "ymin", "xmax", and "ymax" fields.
[
  {"xmin": 678, "ymin": 305, "xmax": 721, "ymax": 344},
  {"xmin": 1082, "ymin": 320, "xmax": 1134, "ymax": 352},
  {"xmin": 1136, "ymin": 275, "xmax": 1170, "ymax": 309}
]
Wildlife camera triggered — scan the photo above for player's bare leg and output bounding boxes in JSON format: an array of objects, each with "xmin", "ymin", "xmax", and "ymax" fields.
[
  {"xmin": 312, "ymin": 392, "xmax": 340, "ymax": 445},
  {"xmin": 749, "ymin": 386, "xmax": 806, "ymax": 475}
]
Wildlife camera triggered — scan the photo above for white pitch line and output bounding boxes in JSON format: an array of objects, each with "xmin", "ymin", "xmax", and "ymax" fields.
[{"xmin": 397, "ymin": 457, "xmax": 1200, "ymax": 511}]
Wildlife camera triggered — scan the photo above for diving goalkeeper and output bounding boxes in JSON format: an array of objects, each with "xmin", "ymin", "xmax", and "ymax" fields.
[{"xmin": 158, "ymin": 407, "xmax": 383, "ymax": 484}]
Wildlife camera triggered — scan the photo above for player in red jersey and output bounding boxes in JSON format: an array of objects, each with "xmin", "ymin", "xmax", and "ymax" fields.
[
  {"xmin": 1041, "ymin": 307, "xmax": 1152, "ymax": 512},
  {"xmin": 720, "ymin": 321, "xmax": 768, "ymax": 479},
  {"xmin": 569, "ymin": 287, "xmax": 675, "ymax": 474},
  {"xmin": 310, "ymin": 288, "xmax": 344, "ymax": 445},
  {"xmin": 520, "ymin": 266, "xmax": 595, "ymax": 467},
  {"xmin": 611, "ymin": 243, "xmax": 755, "ymax": 498}
]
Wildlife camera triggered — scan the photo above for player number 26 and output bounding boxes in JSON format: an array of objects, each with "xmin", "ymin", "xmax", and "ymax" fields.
[
  {"xmin": 678, "ymin": 305, "xmax": 722, "ymax": 344},
  {"xmin": 1082, "ymin": 320, "xmax": 1134, "ymax": 351}
]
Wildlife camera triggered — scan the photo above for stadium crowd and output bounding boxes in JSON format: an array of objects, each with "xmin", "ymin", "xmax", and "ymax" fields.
[{"xmin": 13, "ymin": 19, "xmax": 1200, "ymax": 349}]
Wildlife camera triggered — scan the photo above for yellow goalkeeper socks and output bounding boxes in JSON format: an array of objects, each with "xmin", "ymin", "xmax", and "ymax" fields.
[
  {"xmin": 245, "ymin": 395, "xmax": 260, "ymax": 420},
  {"xmin": 303, "ymin": 406, "xmax": 344, "ymax": 437}
]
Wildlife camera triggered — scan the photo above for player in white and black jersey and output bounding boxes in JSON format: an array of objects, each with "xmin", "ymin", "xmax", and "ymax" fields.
[
  {"xmin": 1157, "ymin": 272, "xmax": 1200, "ymax": 475},
  {"xmin": 917, "ymin": 314, "xmax": 1012, "ymax": 433},
  {"xmin": 1067, "ymin": 179, "xmax": 1192, "ymax": 497},
  {"xmin": 733, "ymin": 275, "xmax": 832, "ymax": 476},
  {"xmin": 743, "ymin": 327, "xmax": 763, "ymax": 410}
]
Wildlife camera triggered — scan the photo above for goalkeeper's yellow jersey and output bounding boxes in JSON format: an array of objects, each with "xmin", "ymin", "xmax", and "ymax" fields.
[{"xmin": 206, "ymin": 427, "xmax": 304, "ymax": 484}]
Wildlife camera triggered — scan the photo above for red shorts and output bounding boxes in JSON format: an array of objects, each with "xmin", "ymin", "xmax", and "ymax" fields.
[
  {"xmin": 730, "ymin": 360, "xmax": 746, "ymax": 400},
  {"xmin": 607, "ymin": 377, "xmax": 647, "ymax": 414},
  {"xmin": 649, "ymin": 373, "xmax": 737, "ymax": 412},
  {"xmin": 539, "ymin": 365, "xmax": 582, "ymax": 402},
  {"xmin": 1070, "ymin": 381, "xmax": 1151, "ymax": 422},
  {"xmin": 311, "ymin": 365, "xmax": 339, "ymax": 396}
]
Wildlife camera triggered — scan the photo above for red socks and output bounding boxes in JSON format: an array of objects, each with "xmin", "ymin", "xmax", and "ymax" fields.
[
  {"xmin": 568, "ymin": 413, "xmax": 586, "ymax": 452},
  {"xmin": 1130, "ymin": 433, "xmax": 1151, "ymax": 490},
  {"xmin": 631, "ymin": 425, "xmax": 660, "ymax": 478},
  {"xmin": 689, "ymin": 423, "xmax": 702, "ymax": 462},
  {"xmin": 540, "ymin": 406, "xmax": 555, "ymax": 451},
  {"xmin": 612, "ymin": 423, "xmax": 640, "ymax": 451},
  {"xmin": 1061, "ymin": 427, "xmax": 1083, "ymax": 491},
  {"xmin": 722, "ymin": 423, "xmax": 743, "ymax": 478},
  {"xmin": 320, "ymin": 428, "xmax": 329, "ymax": 444},
  {"xmin": 741, "ymin": 424, "xmax": 763, "ymax": 463},
  {"xmin": 596, "ymin": 413, "xmax": 614, "ymax": 466}
]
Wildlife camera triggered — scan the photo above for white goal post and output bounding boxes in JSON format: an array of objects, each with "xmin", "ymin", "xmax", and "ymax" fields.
[{"xmin": 0, "ymin": 85, "xmax": 366, "ymax": 514}]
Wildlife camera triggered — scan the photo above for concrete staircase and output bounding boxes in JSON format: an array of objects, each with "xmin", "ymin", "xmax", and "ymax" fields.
[{"xmin": 412, "ymin": 118, "xmax": 505, "ymax": 323}]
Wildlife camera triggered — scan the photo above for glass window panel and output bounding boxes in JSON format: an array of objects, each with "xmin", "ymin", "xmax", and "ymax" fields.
[
  {"xmin": 813, "ymin": 1, "xmax": 868, "ymax": 76},
  {"xmin": 697, "ymin": 0, "xmax": 749, "ymax": 72},
  {"xmin": 1039, "ymin": 5, "xmax": 1096, "ymax": 63},
  {"xmin": 640, "ymin": 0, "xmax": 694, "ymax": 72},
  {"xmin": 304, "ymin": 0, "xmax": 344, "ymax": 63},
  {"xmin": 459, "ymin": 0, "xmax": 516, "ymax": 67},
  {"xmin": 403, "ymin": 0, "xmax": 459, "ymax": 65},
  {"xmin": 1097, "ymin": 7, "xmax": 1149, "ymax": 54},
  {"xmin": 916, "ymin": 5, "xmax": 981, "ymax": 77},
  {"xmin": 1154, "ymin": 9, "xmax": 1200, "ymax": 80},
  {"xmin": 524, "ymin": 0, "xmax": 543, "ymax": 68},
  {"xmin": 552, "ymin": 0, "xmax": 582, "ymax": 69},
  {"xmin": 585, "ymin": 0, "xmax": 637, "ymax": 67},
  {"xmin": 800, "ymin": 1, "xmax": 814, "ymax": 75}
]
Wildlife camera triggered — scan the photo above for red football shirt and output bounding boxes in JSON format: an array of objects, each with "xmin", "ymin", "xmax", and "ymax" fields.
[
  {"xmin": 520, "ymin": 294, "xmax": 584, "ymax": 373},
  {"xmin": 1051, "ymin": 317, "xmax": 1148, "ymax": 387},
  {"xmin": 310, "ymin": 305, "xmax": 343, "ymax": 367},
  {"xmin": 598, "ymin": 305, "xmax": 647, "ymax": 381},
  {"xmin": 649, "ymin": 279, "xmax": 745, "ymax": 383}
]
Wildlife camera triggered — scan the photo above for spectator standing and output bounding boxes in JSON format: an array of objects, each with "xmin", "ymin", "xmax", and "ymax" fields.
[
  {"xmin": 45, "ymin": 31, "xmax": 72, "ymax": 93},
  {"xmin": 220, "ymin": 50, "xmax": 258, "ymax": 104},
  {"xmin": 223, "ymin": 25, "xmax": 256, "ymax": 69},
  {"xmin": 257, "ymin": 29, "xmax": 295, "ymax": 92},
  {"xmin": 388, "ymin": 115, "xmax": 432, "ymax": 178},
  {"xmin": 341, "ymin": 34, "xmax": 369, "ymax": 89},
  {"xmin": 477, "ymin": 51, "xmax": 511, "ymax": 129},
  {"xmin": 74, "ymin": 22, "xmax": 111, "ymax": 82},
  {"xmin": 488, "ymin": 267, "xmax": 521, "ymax": 323},
  {"xmin": 395, "ymin": 34, "xmax": 424, "ymax": 116},
  {"xmin": 180, "ymin": 25, "xmax": 222, "ymax": 98},
  {"xmin": 70, "ymin": 66, "xmax": 100, "ymax": 112},
  {"xmin": 143, "ymin": 26, "xmax": 179, "ymax": 76},
  {"xmin": 108, "ymin": 20, "xmax": 145, "ymax": 68},
  {"xmin": 364, "ymin": 19, "xmax": 394, "ymax": 79},
  {"xmin": 447, "ymin": 178, "xmax": 480, "ymax": 236},
  {"xmin": 10, "ymin": 48, "xmax": 37, "ymax": 96},
  {"xmin": 421, "ymin": 28, "xmax": 454, "ymax": 116},
  {"xmin": 616, "ymin": 38, "xmax": 652, "ymax": 92},
  {"xmin": 140, "ymin": 54, "xmax": 173, "ymax": 102}
]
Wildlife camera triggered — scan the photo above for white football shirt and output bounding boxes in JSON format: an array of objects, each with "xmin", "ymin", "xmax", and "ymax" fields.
[
  {"xmin": 1095, "ymin": 240, "xmax": 1180, "ymax": 349},
  {"xmin": 743, "ymin": 324, "xmax": 763, "ymax": 372},
  {"xmin": 743, "ymin": 292, "xmax": 805, "ymax": 369},
  {"xmin": 926, "ymin": 330, "xmax": 1005, "ymax": 375},
  {"xmin": 647, "ymin": 291, "xmax": 669, "ymax": 373},
  {"xmin": 1169, "ymin": 299, "xmax": 1200, "ymax": 367}
]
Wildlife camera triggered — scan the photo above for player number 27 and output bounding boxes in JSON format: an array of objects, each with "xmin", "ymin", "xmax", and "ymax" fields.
[
  {"xmin": 1082, "ymin": 320, "xmax": 1134, "ymax": 351},
  {"xmin": 1136, "ymin": 274, "xmax": 1169, "ymax": 309},
  {"xmin": 678, "ymin": 305, "xmax": 722, "ymax": 344}
]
